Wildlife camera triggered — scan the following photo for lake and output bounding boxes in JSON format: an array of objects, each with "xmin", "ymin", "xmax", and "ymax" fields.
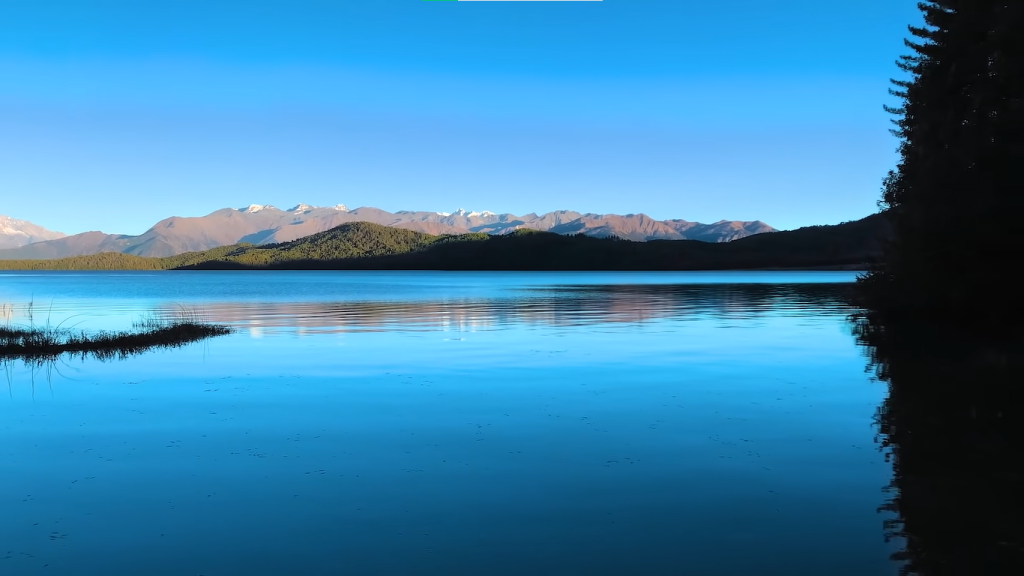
[{"xmin": 0, "ymin": 271, "xmax": 900, "ymax": 575}]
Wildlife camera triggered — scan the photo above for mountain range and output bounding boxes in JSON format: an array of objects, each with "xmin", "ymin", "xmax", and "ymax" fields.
[
  {"xmin": 0, "ymin": 215, "xmax": 889, "ymax": 272},
  {"xmin": 0, "ymin": 204, "xmax": 775, "ymax": 259}
]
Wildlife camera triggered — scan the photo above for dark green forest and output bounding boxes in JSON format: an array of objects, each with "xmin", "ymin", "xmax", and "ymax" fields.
[{"xmin": 0, "ymin": 216, "xmax": 888, "ymax": 271}]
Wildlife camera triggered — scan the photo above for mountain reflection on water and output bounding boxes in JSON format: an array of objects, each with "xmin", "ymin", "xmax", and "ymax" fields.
[
  {"xmin": 150, "ymin": 283, "xmax": 856, "ymax": 334},
  {"xmin": 854, "ymin": 316, "xmax": 1024, "ymax": 574}
]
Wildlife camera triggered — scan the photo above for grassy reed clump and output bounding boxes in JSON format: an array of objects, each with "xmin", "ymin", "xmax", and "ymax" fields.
[{"xmin": 0, "ymin": 304, "xmax": 232, "ymax": 363}]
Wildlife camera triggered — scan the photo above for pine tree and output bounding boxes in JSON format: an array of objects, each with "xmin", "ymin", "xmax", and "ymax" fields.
[{"xmin": 858, "ymin": 1, "xmax": 1023, "ymax": 331}]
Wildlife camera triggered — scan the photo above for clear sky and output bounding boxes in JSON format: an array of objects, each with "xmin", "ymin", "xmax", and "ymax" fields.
[{"xmin": 0, "ymin": 0, "xmax": 922, "ymax": 235}]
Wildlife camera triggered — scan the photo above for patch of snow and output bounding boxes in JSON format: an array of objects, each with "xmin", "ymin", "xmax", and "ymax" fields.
[
  {"xmin": 436, "ymin": 212, "xmax": 451, "ymax": 217},
  {"xmin": 281, "ymin": 203, "xmax": 346, "ymax": 212},
  {"xmin": 450, "ymin": 208, "xmax": 492, "ymax": 218},
  {"xmin": 0, "ymin": 215, "xmax": 64, "ymax": 243},
  {"xmin": 240, "ymin": 204, "xmax": 274, "ymax": 213},
  {"xmin": 0, "ymin": 216, "xmax": 33, "ymax": 236},
  {"xmin": 0, "ymin": 224, "xmax": 29, "ymax": 236}
]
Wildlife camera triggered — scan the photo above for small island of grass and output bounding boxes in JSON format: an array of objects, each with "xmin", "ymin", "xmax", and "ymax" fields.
[{"xmin": 1, "ymin": 314, "xmax": 232, "ymax": 363}]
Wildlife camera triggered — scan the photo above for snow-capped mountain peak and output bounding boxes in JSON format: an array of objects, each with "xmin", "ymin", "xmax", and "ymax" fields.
[
  {"xmin": 0, "ymin": 215, "xmax": 67, "ymax": 249},
  {"xmin": 450, "ymin": 209, "xmax": 494, "ymax": 218},
  {"xmin": 0, "ymin": 217, "xmax": 30, "ymax": 237},
  {"xmin": 240, "ymin": 204, "xmax": 279, "ymax": 213},
  {"xmin": 248, "ymin": 203, "xmax": 348, "ymax": 214}
]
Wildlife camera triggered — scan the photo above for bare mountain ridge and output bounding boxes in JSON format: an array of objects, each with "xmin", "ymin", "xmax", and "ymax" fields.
[
  {"xmin": 0, "ymin": 215, "xmax": 66, "ymax": 249},
  {"xmin": 0, "ymin": 204, "xmax": 776, "ymax": 260}
]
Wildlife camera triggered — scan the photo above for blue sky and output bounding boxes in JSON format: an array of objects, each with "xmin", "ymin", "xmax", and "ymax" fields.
[{"xmin": 0, "ymin": 0, "xmax": 921, "ymax": 235}]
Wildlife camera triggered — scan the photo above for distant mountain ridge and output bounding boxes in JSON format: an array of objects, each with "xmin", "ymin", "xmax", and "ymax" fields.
[
  {"xmin": 0, "ymin": 203, "xmax": 776, "ymax": 260},
  {"xmin": 0, "ymin": 214, "xmax": 890, "ymax": 272},
  {"xmin": 0, "ymin": 215, "xmax": 66, "ymax": 249}
]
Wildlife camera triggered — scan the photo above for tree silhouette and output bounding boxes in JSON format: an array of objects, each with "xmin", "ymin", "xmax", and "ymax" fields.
[{"xmin": 857, "ymin": 1, "xmax": 1023, "ymax": 330}]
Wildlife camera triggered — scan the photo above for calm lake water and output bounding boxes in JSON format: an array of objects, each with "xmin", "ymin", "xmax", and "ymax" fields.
[{"xmin": 0, "ymin": 271, "xmax": 900, "ymax": 575}]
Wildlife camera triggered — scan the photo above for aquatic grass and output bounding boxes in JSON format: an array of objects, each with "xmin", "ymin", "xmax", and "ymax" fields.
[{"xmin": 0, "ymin": 303, "xmax": 232, "ymax": 363}]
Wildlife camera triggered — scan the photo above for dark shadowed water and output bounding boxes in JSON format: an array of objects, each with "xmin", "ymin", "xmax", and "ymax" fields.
[{"xmin": 0, "ymin": 271, "xmax": 901, "ymax": 575}]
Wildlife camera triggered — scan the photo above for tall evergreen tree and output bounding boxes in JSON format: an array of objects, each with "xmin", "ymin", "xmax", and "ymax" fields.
[{"xmin": 858, "ymin": 1, "xmax": 1023, "ymax": 331}]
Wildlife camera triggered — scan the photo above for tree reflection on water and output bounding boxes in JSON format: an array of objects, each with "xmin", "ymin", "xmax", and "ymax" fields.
[{"xmin": 854, "ymin": 314, "xmax": 1024, "ymax": 574}]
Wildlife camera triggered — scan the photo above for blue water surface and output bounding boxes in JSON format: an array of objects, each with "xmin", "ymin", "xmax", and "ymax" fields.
[{"xmin": 0, "ymin": 271, "xmax": 899, "ymax": 575}]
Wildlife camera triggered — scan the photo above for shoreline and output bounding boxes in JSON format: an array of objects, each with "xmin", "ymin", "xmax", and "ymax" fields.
[{"xmin": 0, "ymin": 265, "xmax": 869, "ymax": 273}]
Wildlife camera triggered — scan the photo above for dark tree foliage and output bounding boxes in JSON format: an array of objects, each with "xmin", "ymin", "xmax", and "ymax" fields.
[
  {"xmin": 858, "ymin": 1, "xmax": 1024, "ymax": 331},
  {"xmin": 853, "ymin": 5, "xmax": 1024, "ymax": 572}
]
